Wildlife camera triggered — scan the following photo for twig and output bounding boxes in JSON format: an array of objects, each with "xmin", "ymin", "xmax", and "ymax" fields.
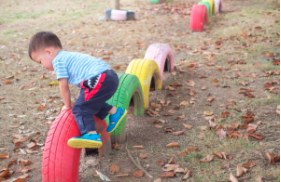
[{"xmin": 125, "ymin": 145, "xmax": 153, "ymax": 178}]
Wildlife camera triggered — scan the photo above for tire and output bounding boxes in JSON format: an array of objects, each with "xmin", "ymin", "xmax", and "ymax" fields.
[
  {"xmin": 105, "ymin": 73, "xmax": 144, "ymax": 143},
  {"xmin": 42, "ymin": 109, "xmax": 81, "ymax": 182},
  {"xmin": 198, "ymin": 1, "xmax": 212, "ymax": 20},
  {"xmin": 125, "ymin": 59, "xmax": 162, "ymax": 109},
  {"xmin": 214, "ymin": 0, "xmax": 222, "ymax": 13},
  {"xmin": 144, "ymin": 44, "xmax": 175, "ymax": 83},
  {"xmin": 105, "ymin": 9, "xmax": 136, "ymax": 21},
  {"xmin": 190, "ymin": 5, "xmax": 209, "ymax": 32},
  {"xmin": 203, "ymin": 0, "xmax": 215, "ymax": 14},
  {"xmin": 150, "ymin": 0, "xmax": 166, "ymax": 3},
  {"xmin": 105, "ymin": 9, "xmax": 112, "ymax": 20}
]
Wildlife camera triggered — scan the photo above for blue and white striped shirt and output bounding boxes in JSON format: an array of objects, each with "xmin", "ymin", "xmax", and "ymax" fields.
[{"xmin": 52, "ymin": 50, "xmax": 111, "ymax": 87}]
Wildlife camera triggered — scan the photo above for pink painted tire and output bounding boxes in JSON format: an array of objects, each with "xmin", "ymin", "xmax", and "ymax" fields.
[
  {"xmin": 111, "ymin": 10, "xmax": 127, "ymax": 21},
  {"xmin": 144, "ymin": 44, "xmax": 174, "ymax": 82},
  {"xmin": 190, "ymin": 5, "xmax": 209, "ymax": 32},
  {"xmin": 214, "ymin": 0, "xmax": 222, "ymax": 13}
]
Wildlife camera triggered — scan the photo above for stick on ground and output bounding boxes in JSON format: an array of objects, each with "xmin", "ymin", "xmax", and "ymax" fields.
[{"xmin": 125, "ymin": 145, "xmax": 153, "ymax": 178}]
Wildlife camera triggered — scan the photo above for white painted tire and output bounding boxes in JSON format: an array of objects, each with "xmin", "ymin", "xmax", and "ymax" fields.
[{"xmin": 144, "ymin": 44, "xmax": 174, "ymax": 83}]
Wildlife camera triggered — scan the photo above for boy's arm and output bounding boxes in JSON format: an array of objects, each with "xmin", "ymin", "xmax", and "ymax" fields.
[{"xmin": 59, "ymin": 78, "xmax": 72, "ymax": 110}]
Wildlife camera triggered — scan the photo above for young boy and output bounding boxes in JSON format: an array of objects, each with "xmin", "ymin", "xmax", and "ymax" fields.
[{"xmin": 28, "ymin": 31, "xmax": 127, "ymax": 149}]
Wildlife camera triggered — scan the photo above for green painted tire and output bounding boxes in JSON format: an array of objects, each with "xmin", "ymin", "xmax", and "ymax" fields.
[
  {"xmin": 105, "ymin": 73, "xmax": 144, "ymax": 143},
  {"xmin": 198, "ymin": 1, "xmax": 212, "ymax": 20}
]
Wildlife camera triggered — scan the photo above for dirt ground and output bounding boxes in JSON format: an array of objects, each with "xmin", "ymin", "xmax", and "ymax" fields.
[{"xmin": 0, "ymin": 0, "xmax": 280, "ymax": 181}]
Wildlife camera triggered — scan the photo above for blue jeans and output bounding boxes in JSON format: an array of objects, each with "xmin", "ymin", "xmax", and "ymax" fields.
[{"xmin": 72, "ymin": 69, "xmax": 119, "ymax": 135}]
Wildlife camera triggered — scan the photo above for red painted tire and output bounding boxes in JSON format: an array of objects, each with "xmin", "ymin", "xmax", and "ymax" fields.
[
  {"xmin": 190, "ymin": 5, "xmax": 209, "ymax": 32},
  {"xmin": 214, "ymin": 0, "xmax": 222, "ymax": 13},
  {"xmin": 42, "ymin": 109, "xmax": 81, "ymax": 182},
  {"xmin": 144, "ymin": 44, "xmax": 174, "ymax": 82}
]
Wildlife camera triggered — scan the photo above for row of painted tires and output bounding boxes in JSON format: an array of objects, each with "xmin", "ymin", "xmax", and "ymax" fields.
[
  {"xmin": 190, "ymin": 0, "xmax": 223, "ymax": 31},
  {"xmin": 42, "ymin": 44, "xmax": 174, "ymax": 182}
]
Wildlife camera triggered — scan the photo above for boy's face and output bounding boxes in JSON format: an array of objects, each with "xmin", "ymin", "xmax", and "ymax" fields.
[{"xmin": 31, "ymin": 48, "xmax": 56, "ymax": 71}]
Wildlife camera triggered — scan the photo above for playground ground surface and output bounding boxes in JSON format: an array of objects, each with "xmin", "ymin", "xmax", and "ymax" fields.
[{"xmin": 0, "ymin": 0, "xmax": 280, "ymax": 181}]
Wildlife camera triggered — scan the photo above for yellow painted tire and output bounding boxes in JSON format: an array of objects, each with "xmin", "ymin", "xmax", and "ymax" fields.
[
  {"xmin": 203, "ymin": 0, "xmax": 215, "ymax": 14},
  {"xmin": 126, "ymin": 59, "xmax": 162, "ymax": 109}
]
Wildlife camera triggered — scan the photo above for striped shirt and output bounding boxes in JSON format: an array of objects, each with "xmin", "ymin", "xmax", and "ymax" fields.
[{"xmin": 52, "ymin": 50, "xmax": 111, "ymax": 87}]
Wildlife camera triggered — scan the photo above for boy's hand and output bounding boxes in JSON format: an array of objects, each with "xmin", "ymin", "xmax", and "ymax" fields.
[
  {"xmin": 59, "ymin": 78, "xmax": 72, "ymax": 111},
  {"xmin": 62, "ymin": 105, "xmax": 72, "ymax": 111}
]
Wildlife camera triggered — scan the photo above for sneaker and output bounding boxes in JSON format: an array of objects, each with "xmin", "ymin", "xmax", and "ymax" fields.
[
  {"xmin": 107, "ymin": 107, "xmax": 127, "ymax": 133},
  {"xmin": 67, "ymin": 133, "xmax": 102, "ymax": 149}
]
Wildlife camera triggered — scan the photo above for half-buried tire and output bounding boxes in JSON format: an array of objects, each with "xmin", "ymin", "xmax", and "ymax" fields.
[
  {"xmin": 190, "ymin": 5, "xmax": 209, "ymax": 32},
  {"xmin": 126, "ymin": 59, "xmax": 162, "ymax": 110},
  {"xmin": 198, "ymin": 1, "xmax": 212, "ymax": 20},
  {"xmin": 144, "ymin": 43, "xmax": 175, "ymax": 83},
  {"xmin": 105, "ymin": 73, "xmax": 144, "ymax": 143},
  {"xmin": 42, "ymin": 74, "xmax": 144, "ymax": 181},
  {"xmin": 42, "ymin": 109, "xmax": 80, "ymax": 182}
]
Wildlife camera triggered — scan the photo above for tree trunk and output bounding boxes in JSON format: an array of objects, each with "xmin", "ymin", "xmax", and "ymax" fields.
[{"xmin": 114, "ymin": 0, "xmax": 120, "ymax": 10}]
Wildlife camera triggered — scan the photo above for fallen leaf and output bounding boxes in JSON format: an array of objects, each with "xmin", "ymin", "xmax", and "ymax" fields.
[
  {"xmin": 110, "ymin": 164, "xmax": 120, "ymax": 174},
  {"xmin": 183, "ymin": 169, "xmax": 192, "ymax": 179},
  {"xmin": 133, "ymin": 170, "xmax": 144, "ymax": 178},
  {"xmin": 0, "ymin": 168, "xmax": 10, "ymax": 178},
  {"xmin": 166, "ymin": 142, "xmax": 180, "ymax": 148},
  {"xmin": 19, "ymin": 159, "xmax": 32, "ymax": 166},
  {"xmin": 187, "ymin": 80, "xmax": 195, "ymax": 87},
  {"xmin": 211, "ymin": 79, "xmax": 219, "ymax": 83},
  {"xmin": 248, "ymin": 134, "xmax": 263, "ymax": 140},
  {"xmin": 221, "ymin": 112, "xmax": 230, "ymax": 118},
  {"xmin": 168, "ymin": 157, "xmax": 176, "ymax": 164},
  {"xmin": 4, "ymin": 80, "xmax": 12, "ymax": 85},
  {"xmin": 228, "ymin": 131, "xmax": 243, "ymax": 138},
  {"xmin": 176, "ymin": 115, "xmax": 185, "ymax": 120},
  {"xmin": 17, "ymin": 166, "xmax": 32, "ymax": 173},
  {"xmin": 242, "ymin": 161, "xmax": 255, "ymax": 168},
  {"xmin": 229, "ymin": 173, "xmax": 238, "ymax": 182},
  {"xmin": 115, "ymin": 173, "xmax": 129, "ymax": 177},
  {"xmin": 246, "ymin": 124, "xmax": 257, "ymax": 133},
  {"xmin": 133, "ymin": 145, "xmax": 144, "ymax": 149},
  {"xmin": 174, "ymin": 168, "xmax": 185, "ymax": 173},
  {"xmin": 213, "ymin": 151, "xmax": 226, "ymax": 159},
  {"xmin": 236, "ymin": 165, "xmax": 247, "ymax": 177},
  {"xmin": 255, "ymin": 176, "xmax": 264, "ymax": 182},
  {"xmin": 0, "ymin": 153, "xmax": 9, "ymax": 159},
  {"xmin": 265, "ymin": 152, "xmax": 280, "ymax": 164},
  {"xmin": 161, "ymin": 172, "xmax": 176, "ymax": 178},
  {"xmin": 48, "ymin": 81, "xmax": 59, "ymax": 86},
  {"xmin": 37, "ymin": 105, "xmax": 45, "ymax": 111},
  {"xmin": 216, "ymin": 126, "xmax": 226, "ymax": 139},
  {"xmin": 204, "ymin": 111, "xmax": 214, "ymax": 116},
  {"xmin": 200, "ymin": 155, "xmax": 214, "ymax": 163},
  {"xmin": 172, "ymin": 131, "xmax": 184, "ymax": 136},
  {"xmin": 164, "ymin": 127, "xmax": 174, "ymax": 132},
  {"xmin": 151, "ymin": 103, "xmax": 162, "ymax": 109},
  {"xmin": 26, "ymin": 142, "xmax": 37, "ymax": 149},
  {"xmin": 139, "ymin": 153, "xmax": 148, "ymax": 159},
  {"xmin": 197, "ymin": 132, "xmax": 205, "ymax": 140},
  {"xmin": 162, "ymin": 164, "xmax": 179, "ymax": 172},
  {"xmin": 207, "ymin": 96, "xmax": 215, "ymax": 103},
  {"xmin": 155, "ymin": 124, "xmax": 163, "ymax": 128},
  {"xmin": 182, "ymin": 123, "xmax": 193, "ymax": 129},
  {"xmin": 180, "ymin": 100, "xmax": 189, "ymax": 106},
  {"xmin": 157, "ymin": 160, "xmax": 165, "ymax": 166},
  {"xmin": 154, "ymin": 178, "xmax": 161, "ymax": 182}
]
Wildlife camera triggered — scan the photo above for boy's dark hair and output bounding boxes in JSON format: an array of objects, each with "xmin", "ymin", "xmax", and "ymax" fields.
[{"xmin": 28, "ymin": 31, "xmax": 62, "ymax": 59}]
